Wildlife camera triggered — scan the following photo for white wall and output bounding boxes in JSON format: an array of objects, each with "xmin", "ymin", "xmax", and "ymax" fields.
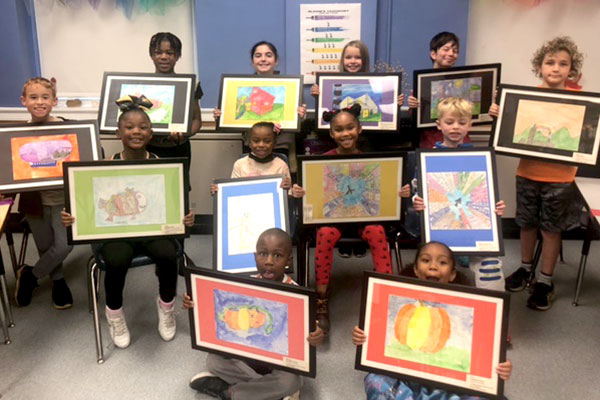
[
  {"xmin": 466, "ymin": 0, "xmax": 600, "ymax": 218},
  {"xmin": 35, "ymin": 0, "xmax": 195, "ymax": 94}
]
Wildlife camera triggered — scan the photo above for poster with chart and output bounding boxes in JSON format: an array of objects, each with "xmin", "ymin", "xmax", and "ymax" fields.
[{"xmin": 300, "ymin": 3, "xmax": 361, "ymax": 85}]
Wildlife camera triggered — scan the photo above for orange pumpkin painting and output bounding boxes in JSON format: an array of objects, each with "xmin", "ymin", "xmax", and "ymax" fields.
[
  {"xmin": 393, "ymin": 301, "xmax": 451, "ymax": 353},
  {"xmin": 219, "ymin": 305, "xmax": 273, "ymax": 336}
]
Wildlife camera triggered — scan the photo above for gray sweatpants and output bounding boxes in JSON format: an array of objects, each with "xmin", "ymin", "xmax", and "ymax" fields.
[
  {"xmin": 26, "ymin": 205, "xmax": 73, "ymax": 280},
  {"xmin": 206, "ymin": 353, "xmax": 302, "ymax": 400}
]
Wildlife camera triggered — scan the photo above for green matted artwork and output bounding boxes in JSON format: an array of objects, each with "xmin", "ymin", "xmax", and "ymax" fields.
[{"xmin": 63, "ymin": 158, "xmax": 189, "ymax": 244}]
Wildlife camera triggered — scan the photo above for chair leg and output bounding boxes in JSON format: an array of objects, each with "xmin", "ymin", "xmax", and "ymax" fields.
[
  {"xmin": 89, "ymin": 262, "xmax": 104, "ymax": 364},
  {"xmin": 304, "ymin": 238, "xmax": 311, "ymax": 287},
  {"xmin": 528, "ymin": 238, "xmax": 543, "ymax": 288},
  {"xmin": 0, "ymin": 274, "xmax": 14, "ymax": 328},
  {"xmin": 394, "ymin": 236, "xmax": 402, "ymax": 274},
  {"xmin": 0, "ymin": 293, "xmax": 10, "ymax": 344}
]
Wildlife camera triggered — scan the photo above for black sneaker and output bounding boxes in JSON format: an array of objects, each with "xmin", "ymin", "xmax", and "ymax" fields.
[
  {"xmin": 189, "ymin": 372, "xmax": 230, "ymax": 397},
  {"xmin": 527, "ymin": 282, "xmax": 555, "ymax": 311},
  {"xmin": 14, "ymin": 266, "xmax": 38, "ymax": 307},
  {"xmin": 52, "ymin": 279, "xmax": 73, "ymax": 309},
  {"xmin": 337, "ymin": 245, "xmax": 352, "ymax": 258},
  {"xmin": 505, "ymin": 267, "xmax": 530, "ymax": 292},
  {"xmin": 353, "ymin": 243, "xmax": 367, "ymax": 258}
]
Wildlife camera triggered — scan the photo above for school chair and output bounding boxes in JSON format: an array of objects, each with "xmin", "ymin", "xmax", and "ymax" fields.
[{"xmin": 87, "ymin": 242, "xmax": 187, "ymax": 364}]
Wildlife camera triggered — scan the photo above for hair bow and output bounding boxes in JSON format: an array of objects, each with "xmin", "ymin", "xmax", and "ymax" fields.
[
  {"xmin": 322, "ymin": 103, "xmax": 362, "ymax": 123},
  {"xmin": 115, "ymin": 95, "xmax": 153, "ymax": 112}
]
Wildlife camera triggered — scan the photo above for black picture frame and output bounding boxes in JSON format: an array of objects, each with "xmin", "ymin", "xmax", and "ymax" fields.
[
  {"xmin": 98, "ymin": 72, "xmax": 196, "ymax": 135},
  {"xmin": 414, "ymin": 63, "xmax": 501, "ymax": 128},
  {"xmin": 355, "ymin": 271, "xmax": 510, "ymax": 400},
  {"xmin": 184, "ymin": 267, "xmax": 317, "ymax": 377},
  {"xmin": 490, "ymin": 84, "xmax": 600, "ymax": 167}
]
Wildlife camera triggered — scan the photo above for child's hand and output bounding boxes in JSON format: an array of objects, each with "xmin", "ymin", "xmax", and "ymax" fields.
[
  {"xmin": 210, "ymin": 182, "xmax": 218, "ymax": 196},
  {"xmin": 297, "ymin": 104, "xmax": 307, "ymax": 119},
  {"xmin": 311, "ymin": 84, "xmax": 320, "ymax": 96},
  {"xmin": 61, "ymin": 208, "xmax": 75, "ymax": 227},
  {"xmin": 407, "ymin": 90, "xmax": 420, "ymax": 109},
  {"xmin": 495, "ymin": 200, "xmax": 506, "ymax": 217},
  {"xmin": 352, "ymin": 325, "xmax": 367, "ymax": 346},
  {"xmin": 274, "ymin": 123, "xmax": 282, "ymax": 135},
  {"xmin": 291, "ymin": 184, "xmax": 305, "ymax": 198},
  {"xmin": 183, "ymin": 211, "xmax": 195, "ymax": 227},
  {"xmin": 182, "ymin": 293, "xmax": 194, "ymax": 309},
  {"xmin": 307, "ymin": 323, "xmax": 324, "ymax": 346},
  {"xmin": 399, "ymin": 184, "xmax": 411, "ymax": 198},
  {"xmin": 213, "ymin": 107, "xmax": 222, "ymax": 120},
  {"xmin": 397, "ymin": 93, "xmax": 405, "ymax": 106},
  {"xmin": 496, "ymin": 359, "xmax": 512, "ymax": 381},
  {"xmin": 413, "ymin": 195, "xmax": 425, "ymax": 212},
  {"xmin": 489, "ymin": 103, "xmax": 499, "ymax": 118},
  {"xmin": 280, "ymin": 176, "xmax": 292, "ymax": 190}
]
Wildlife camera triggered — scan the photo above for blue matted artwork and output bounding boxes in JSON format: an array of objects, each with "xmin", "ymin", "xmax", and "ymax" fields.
[{"xmin": 216, "ymin": 177, "xmax": 287, "ymax": 273}]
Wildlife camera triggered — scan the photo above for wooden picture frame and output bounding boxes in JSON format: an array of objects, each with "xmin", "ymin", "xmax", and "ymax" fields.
[
  {"xmin": 414, "ymin": 63, "xmax": 501, "ymax": 128},
  {"xmin": 64, "ymin": 158, "xmax": 189, "ymax": 244},
  {"xmin": 0, "ymin": 120, "xmax": 101, "ymax": 193},
  {"xmin": 356, "ymin": 271, "xmax": 510, "ymax": 400},
  {"xmin": 185, "ymin": 267, "xmax": 317, "ymax": 377},
  {"xmin": 490, "ymin": 84, "xmax": 600, "ymax": 167},
  {"xmin": 98, "ymin": 72, "xmax": 196, "ymax": 135},
  {"xmin": 216, "ymin": 74, "xmax": 303, "ymax": 132}
]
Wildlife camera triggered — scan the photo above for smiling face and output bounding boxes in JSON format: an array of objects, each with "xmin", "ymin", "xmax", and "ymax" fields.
[
  {"xmin": 538, "ymin": 50, "xmax": 572, "ymax": 89},
  {"xmin": 117, "ymin": 110, "xmax": 153, "ymax": 151},
  {"xmin": 248, "ymin": 125, "xmax": 276, "ymax": 159},
  {"xmin": 430, "ymin": 40, "xmax": 459, "ymax": 69},
  {"xmin": 252, "ymin": 44, "xmax": 278, "ymax": 75},
  {"xmin": 342, "ymin": 45, "xmax": 363, "ymax": 73},
  {"xmin": 436, "ymin": 111, "xmax": 471, "ymax": 147},
  {"xmin": 254, "ymin": 233, "xmax": 292, "ymax": 282},
  {"xmin": 330, "ymin": 112, "xmax": 362, "ymax": 154},
  {"xmin": 21, "ymin": 83, "xmax": 57, "ymax": 123},
  {"xmin": 413, "ymin": 242, "xmax": 456, "ymax": 283},
  {"xmin": 151, "ymin": 40, "xmax": 179, "ymax": 74}
]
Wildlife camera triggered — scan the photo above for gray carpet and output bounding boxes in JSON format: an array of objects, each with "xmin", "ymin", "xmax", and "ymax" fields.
[{"xmin": 1, "ymin": 235, "xmax": 600, "ymax": 399}]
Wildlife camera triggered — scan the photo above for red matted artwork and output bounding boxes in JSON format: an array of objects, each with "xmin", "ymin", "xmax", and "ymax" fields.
[
  {"xmin": 185, "ymin": 268, "xmax": 317, "ymax": 377},
  {"xmin": 355, "ymin": 272, "xmax": 509, "ymax": 400},
  {"xmin": 11, "ymin": 134, "xmax": 81, "ymax": 181}
]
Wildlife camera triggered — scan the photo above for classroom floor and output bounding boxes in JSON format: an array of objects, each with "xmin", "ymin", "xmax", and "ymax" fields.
[{"xmin": 1, "ymin": 235, "xmax": 600, "ymax": 400}]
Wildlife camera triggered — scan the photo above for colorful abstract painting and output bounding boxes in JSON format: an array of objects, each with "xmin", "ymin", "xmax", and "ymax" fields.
[
  {"xmin": 226, "ymin": 193, "xmax": 276, "ymax": 256},
  {"xmin": 11, "ymin": 134, "xmax": 80, "ymax": 181},
  {"xmin": 120, "ymin": 83, "xmax": 176, "ymax": 124},
  {"xmin": 384, "ymin": 295, "xmax": 473, "ymax": 373},
  {"xmin": 430, "ymin": 77, "xmax": 482, "ymax": 119},
  {"xmin": 322, "ymin": 162, "xmax": 381, "ymax": 218},
  {"xmin": 213, "ymin": 289, "xmax": 289, "ymax": 355},
  {"xmin": 426, "ymin": 172, "xmax": 492, "ymax": 230},
  {"xmin": 234, "ymin": 86, "xmax": 286, "ymax": 121},
  {"xmin": 512, "ymin": 99, "xmax": 586, "ymax": 152},
  {"xmin": 92, "ymin": 174, "xmax": 166, "ymax": 227}
]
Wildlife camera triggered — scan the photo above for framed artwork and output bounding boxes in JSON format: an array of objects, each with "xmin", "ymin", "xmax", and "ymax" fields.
[
  {"xmin": 214, "ymin": 176, "xmax": 289, "ymax": 274},
  {"xmin": 185, "ymin": 267, "xmax": 317, "ymax": 377},
  {"xmin": 356, "ymin": 271, "xmax": 510, "ymax": 400},
  {"xmin": 316, "ymin": 72, "xmax": 401, "ymax": 131},
  {"xmin": 98, "ymin": 72, "xmax": 196, "ymax": 135},
  {"xmin": 298, "ymin": 153, "xmax": 403, "ymax": 224},
  {"xmin": 0, "ymin": 120, "xmax": 102, "ymax": 193},
  {"xmin": 491, "ymin": 84, "xmax": 600, "ymax": 166},
  {"xmin": 216, "ymin": 74, "xmax": 303, "ymax": 132},
  {"xmin": 414, "ymin": 63, "xmax": 501, "ymax": 128},
  {"xmin": 418, "ymin": 148, "xmax": 503, "ymax": 256},
  {"xmin": 63, "ymin": 158, "xmax": 189, "ymax": 244}
]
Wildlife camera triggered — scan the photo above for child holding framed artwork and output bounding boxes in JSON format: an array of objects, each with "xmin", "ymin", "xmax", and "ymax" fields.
[
  {"xmin": 490, "ymin": 36, "xmax": 585, "ymax": 310},
  {"xmin": 184, "ymin": 228, "xmax": 324, "ymax": 400},
  {"xmin": 352, "ymin": 241, "xmax": 512, "ymax": 400},
  {"xmin": 14, "ymin": 77, "xmax": 74, "ymax": 310},
  {"xmin": 62, "ymin": 96, "xmax": 195, "ymax": 348}
]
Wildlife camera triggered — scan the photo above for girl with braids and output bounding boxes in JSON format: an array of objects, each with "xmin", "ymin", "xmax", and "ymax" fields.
[
  {"xmin": 294, "ymin": 104, "xmax": 409, "ymax": 334},
  {"xmin": 62, "ymin": 96, "xmax": 195, "ymax": 349}
]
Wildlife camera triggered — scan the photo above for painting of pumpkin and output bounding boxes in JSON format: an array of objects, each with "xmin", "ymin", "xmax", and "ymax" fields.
[
  {"xmin": 219, "ymin": 305, "xmax": 273, "ymax": 335},
  {"xmin": 393, "ymin": 301, "xmax": 451, "ymax": 353}
]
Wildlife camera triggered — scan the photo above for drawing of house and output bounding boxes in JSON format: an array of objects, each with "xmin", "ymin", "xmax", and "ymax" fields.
[
  {"xmin": 250, "ymin": 87, "xmax": 275, "ymax": 116},
  {"xmin": 340, "ymin": 94, "xmax": 379, "ymax": 117}
]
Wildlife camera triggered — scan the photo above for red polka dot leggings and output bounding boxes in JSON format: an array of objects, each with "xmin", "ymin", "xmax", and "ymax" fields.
[{"xmin": 314, "ymin": 225, "xmax": 393, "ymax": 286}]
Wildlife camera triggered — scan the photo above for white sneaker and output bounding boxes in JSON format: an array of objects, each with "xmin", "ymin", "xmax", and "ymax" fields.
[
  {"xmin": 157, "ymin": 297, "xmax": 176, "ymax": 341},
  {"xmin": 105, "ymin": 307, "xmax": 130, "ymax": 348},
  {"xmin": 283, "ymin": 391, "xmax": 300, "ymax": 400}
]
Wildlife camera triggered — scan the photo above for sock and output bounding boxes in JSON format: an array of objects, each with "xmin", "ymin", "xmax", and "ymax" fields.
[
  {"xmin": 159, "ymin": 298, "xmax": 175, "ymax": 310},
  {"xmin": 521, "ymin": 261, "xmax": 533, "ymax": 272},
  {"xmin": 537, "ymin": 272, "xmax": 552, "ymax": 286},
  {"xmin": 106, "ymin": 306, "xmax": 124, "ymax": 317}
]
